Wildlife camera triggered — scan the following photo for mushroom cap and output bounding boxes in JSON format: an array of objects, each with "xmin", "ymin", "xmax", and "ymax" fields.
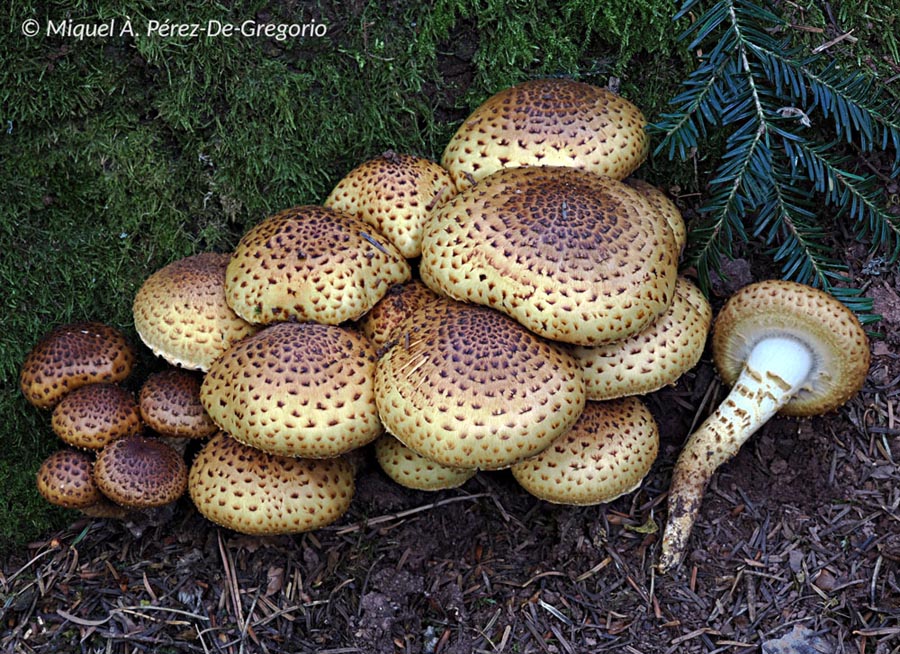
[
  {"xmin": 51, "ymin": 383, "xmax": 143, "ymax": 449},
  {"xmin": 357, "ymin": 280, "xmax": 444, "ymax": 350},
  {"xmin": 36, "ymin": 449, "xmax": 104, "ymax": 509},
  {"xmin": 374, "ymin": 434, "xmax": 477, "ymax": 491},
  {"xmin": 20, "ymin": 322, "xmax": 136, "ymax": 409},
  {"xmin": 324, "ymin": 152, "xmax": 457, "ymax": 258},
  {"xmin": 139, "ymin": 369, "xmax": 218, "ymax": 439},
  {"xmin": 511, "ymin": 397, "xmax": 659, "ymax": 505},
  {"xmin": 201, "ymin": 322, "xmax": 382, "ymax": 458},
  {"xmin": 712, "ymin": 280, "xmax": 870, "ymax": 416},
  {"xmin": 441, "ymin": 78, "xmax": 649, "ymax": 190},
  {"xmin": 94, "ymin": 435, "xmax": 188, "ymax": 509},
  {"xmin": 419, "ymin": 166, "xmax": 679, "ymax": 345},
  {"xmin": 133, "ymin": 253, "xmax": 258, "ymax": 372},
  {"xmin": 188, "ymin": 432, "xmax": 356, "ymax": 535},
  {"xmin": 375, "ymin": 298, "xmax": 586, "ymax": 470},
  {"xmin": 225, "ymin": 206, "xmax": 412, "ymax": 326},
  {"xmin": 572, "ymin": 277, "xmax": 712, "ymax": 401},
  {"xmin": 624, "ymin": 178, "xmax": 687, "ymax": 255}
]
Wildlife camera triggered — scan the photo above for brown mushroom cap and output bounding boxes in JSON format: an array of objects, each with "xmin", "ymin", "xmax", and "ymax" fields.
[
  {"xmin": 51, "ymin": 383, "xmax": 143, "ymax": 449},
  {"xmin": 419, "ymin": 166, "xmax": 679, "ymax": 346},
  {"xmin": 375, "ymin": 298, "xmax": 586, "ymax": 470},
  {"xmin": 201, "ymin": 322, "xmax": 382, "ymax": 458},
  {"xmin": 36, "ymin": 449, "xmax": 104, "ymax": 509},
  {"xmin": 133, "ymin": 253, "xmax": 258, "ymax": 372},
  {"xmin": 357, "ymin": 280, "xmax": 444, "ymax": 350},
  {"xmin": 441, "ymin": 78, "xmax": 649, "ymax": 190},
  {"xmin": 20, "ymin": 322, "xmax": 136, "ymax": 409},
  {"xmin": 511, "ymin": 397, "xmax": 659, "ymax": 505},
  {"xmin": 94, "ymin": 435, "xmax": 188, "ymax": 509},
  {"xmin": 188, "ymin": 431, "xmax": 356, "ymax": 535},
  {"xmin": 712, "ymin": 280, "xmax": 870, "ymax": 416},
  {"xmin": 324, "ymin": 152, "xmax": 457, "ymax": 258},
  {"xmin": 139, "ymin": 369, "xmax": 218, "ymax": 439},
  {"xmin": 225, "ymin": 206, "xmax": 412, "ymax": 326},
  {"xmin": 374, "ymin": 434, "xmax": 477, "ymax": 491},
  {"xmin": 572, "ymin": 277, "xmax": 712, "ymax": 401},
  {"xmin": 624, "ymin": 178, "xmax": 687, "ymax": 255}
]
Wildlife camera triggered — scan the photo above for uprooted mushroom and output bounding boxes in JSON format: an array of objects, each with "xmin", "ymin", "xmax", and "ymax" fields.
[{"xmin": 658, "ymin": 280, "xmax": 870, "ymax": 573}]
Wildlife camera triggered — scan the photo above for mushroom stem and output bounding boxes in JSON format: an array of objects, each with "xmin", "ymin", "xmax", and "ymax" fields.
[{"xmin": 659, "ymin": 336, "xmax": 814, "ymax": 573}]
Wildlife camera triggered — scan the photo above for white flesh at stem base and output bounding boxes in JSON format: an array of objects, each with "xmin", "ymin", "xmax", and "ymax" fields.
[{"xmin": 658, "ymin": 336, "xmax": 814, "ymax": 572}]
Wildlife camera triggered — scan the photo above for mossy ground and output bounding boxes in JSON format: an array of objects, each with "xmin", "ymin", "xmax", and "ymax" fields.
[{"xmin": 1, "ymin": 0, "xmax": 895, "ymax": 552}]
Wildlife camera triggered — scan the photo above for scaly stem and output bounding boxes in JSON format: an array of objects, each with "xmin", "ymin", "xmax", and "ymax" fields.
[{"xmin": 658, "ymin": 336, "xmax": 813, "ymax": 572}]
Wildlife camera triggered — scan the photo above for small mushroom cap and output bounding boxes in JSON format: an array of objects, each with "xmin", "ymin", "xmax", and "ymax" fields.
[
  {"xmin": 94, "ymin": 435, "xmax": 188, "ymax": 509},
  {"xmin": 51, "ymin": 383, "xmax": 143, "ymax": 449},
  {"xmin": 201, "ymin": 322, "xmax": 382, "ymax": 458},
  {"xmin": 133, "ymin": 253, "xmax": 258, "ymax": 371},
  {"xmin": 441, "ymin": 78, "xmax": 649, "ymax": 190},
  {"xmin": 20, "ymin": 322, "xmax": 135, "ymax": 409},
  {"xmin": 358, "ymin": 280, "xmax": 444, "ymax": 350},
  {"xmin": 188, "ymin": 432, "xmax": 356, "ymax": 535},
  {"xmin": 712, "ymin": 280, "xmax": 870, "ymax": 416},
  {"xmin": 225, "ymin": 206, "xmax": 412, "ymax": 326},
  {"xmin": 511, "ymin": 397, "xmax": 659, "ymax": 505},
  {"xmin": 139, "ymin": 369, "xmax": 218, "ymax": 439},
  {"xmin": 420, "ymin": 166, "xmax": 679, "ymax": 345},
  {"xmin": 324, "ymin": 152, "xmax": 457, "ymax": 258},
  {"xmin": 624, "ymin": 178, "xmax": 687, "ymax": 255},
  {"xmin": 375, "ymin": 298, "xmax": 586, "ymax": 470},
  {"xmin": 572, "ymin": 277, "xmax": 712, "ymax": 401},
  {"xmin": 374, "ymin": 434, "xmax": 477, "ymax": 491},
  {"xmin": 36, "ymin": 449, "xmax": 104, "ymax": 509}
]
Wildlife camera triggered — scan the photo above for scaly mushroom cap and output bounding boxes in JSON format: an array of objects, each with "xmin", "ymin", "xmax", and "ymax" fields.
[
  {"xmin": 511, "ymin": 397, "xmax": 658, "ymax": 505},
  {"xmin": 36, "ymin": 449, "xmax": 104, "ymax": 509},
  {"xmin": 201, "ymin": 322, "xmax": 382, "ymax": 458},
  {"xmin": 374, "ymin": 434, "xmax": 477, "ymax": 491},
  {"xmin": 188, "ymin": 432, "xmax": 356, "ymax": 535},
  {"xmin": 624, "ymin": 178, "xmax": 687, "ymax": 255},
  {"xmin": 51, "ymin": 383, "xmax": 143, "ymax": 449},
  {"xmin": 225, "ymin": 206, "xmax": 411, "ymax": 325},
  {"xmin": 139, "ymin": 369, "xmax": 217, "ymax": 439},
  {"xmin": 375, "ymin": 298, "xmax": 586, "ymax": 470},
  {"xmin": 713, "ymin": 280, "xmax": 870, "ymax": 416},
  {"xmin": 324, "ymin": 152, "xmax": 457, "ymax": 258},
  {"xmin": 133, "ymin": 253, "xmax": 258, "ymax": 371},
  {"xmin": 441, "ymin": 78, "xmax": 649, "ymax": 190},
  {"xmin": 20, "ymin": 322, "xmax": 135, "ymax": 409},
  {"xmin": 358, "ymin": 280, "xmax": 444, "ymax": 350},
  {"xmin": 572, "ymin": 277, "xmax": 712, "ymax": 400},
  {"xmin": 419, "ymin": 166, "xmax": 679, "ymax": 345},
  {"xmin": 94, "ymin": 435, "xmax": 188, "ymax": 509}
]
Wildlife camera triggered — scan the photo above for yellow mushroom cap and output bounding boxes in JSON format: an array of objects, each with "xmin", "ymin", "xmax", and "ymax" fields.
[
  {"xmin": 624, "ymin": 178, "xmax": 687, "ymax": 256},
  {"xmin": 133, "ymin": 253, "xmax": 258, "ymax": 372},
  {"xmin": 94, "ymin": 435, "xmax": 188, "ymax": 509},
  {"xmin": 375, "ymin": 298, "xmax": 586, "ymax": 470},
  {"xmin": 572, "ymin": 277, "xmax": 712, "ymax": 401},
  {"xmin": 357, "ymin": 280, "xmax": 444, "ymax": 351},
  {"xmin": 441, "ymin": 78, "xmax": 649, "ymax": 191},
  {"xmin": 188, "ymin": 431, "xmax": 356, "ymax": 535},
  {"xmin": 324, "ymin": 152, "xmax": 457, "ymax": 258},
  {"xmin": 712, "ymin": 280, "xmax": 870, "ymax": 416},
  {"xmin": 20, "ymin": 322, "xmax": 136, "ymax": 409},
  {"xmin": 139, "ymin": 369, "xmax": 218, "ymax": 439},
  {"xmin": 200, "ymin": 322, "xmax": 382, "ymax": 458},
  {"xmin": 374, "ymin": 434, "xmax": 477, "ymax": 491},
  {"xmin": 225, "ymin": 206, "xmax": 412, "ymax": 326},
  {"xmin": 511, "ymin": 397, "xmax": 659, "ymax": 505},
  {"xmin": 51, "ymin": 383, "xmax": 143, "ymax": 449},
  {"xmin": 420, "ymin": 166, "xmax": 679, "ymax": 346},
  {"xmin": 36, "ymin": 449, "xmax": 104, "ymax": 510}
]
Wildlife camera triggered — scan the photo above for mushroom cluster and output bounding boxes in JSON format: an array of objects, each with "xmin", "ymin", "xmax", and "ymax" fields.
[{"xmin": 25, "ymin": 78, "xmax": 725, "ymax": 539}]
